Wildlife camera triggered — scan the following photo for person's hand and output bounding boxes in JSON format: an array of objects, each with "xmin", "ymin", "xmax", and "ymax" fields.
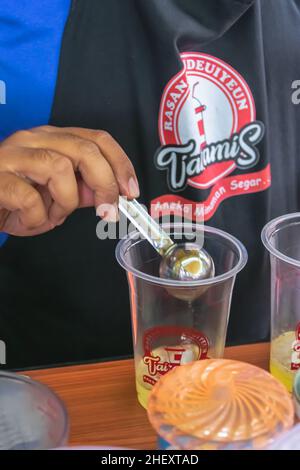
[{"xmin": 0, "ymin": 125, "xmax": 139, "ymax": 235}]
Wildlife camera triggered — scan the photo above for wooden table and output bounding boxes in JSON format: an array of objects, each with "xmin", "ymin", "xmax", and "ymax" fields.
[{"xmin": 25, "ymin": 343, "xmax": 270, "ymax": 450}]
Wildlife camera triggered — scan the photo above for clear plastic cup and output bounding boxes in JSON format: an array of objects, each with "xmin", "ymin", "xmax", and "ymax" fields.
[
  {"xmin": 262, "ymin": 213, "xmax": 300, "ymax": 392},
  {"xmin": 0, "ymin": 371, "xmax": 69, "ymax": 450},
  {"xmin": 116, "ymin": 222, "xmax": 247, "ymax": 408}
]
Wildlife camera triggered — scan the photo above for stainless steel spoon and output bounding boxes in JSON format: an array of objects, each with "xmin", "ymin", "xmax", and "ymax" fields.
[{"xmin": 118, "ymin": 197, "xmax": 214, "ymax": 281}]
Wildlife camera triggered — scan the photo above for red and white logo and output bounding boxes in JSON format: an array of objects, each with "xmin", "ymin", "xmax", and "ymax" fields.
[
  {"xmin": 142, "ymin": 326, "xmax": 209, "ymax": 387},
  {"xmin": 153, "ymin": 52, "xmax": 271, "ymax": 221}
]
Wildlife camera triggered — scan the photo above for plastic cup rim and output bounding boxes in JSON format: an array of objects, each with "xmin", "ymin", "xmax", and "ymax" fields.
[
  {"xmin": 116, "ymin": 222, "xmax": 248, "ymax": 287},
  {"xmin": 261, "ymin": 212, "xmax": 300, "ymax": 268}
]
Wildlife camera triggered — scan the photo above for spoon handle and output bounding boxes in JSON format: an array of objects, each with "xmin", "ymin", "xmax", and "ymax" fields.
[{"xmin": 118, "ymin": 196, "xmax": 174, "ymax": 255}]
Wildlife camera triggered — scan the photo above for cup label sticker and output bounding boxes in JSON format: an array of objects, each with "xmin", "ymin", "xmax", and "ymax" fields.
[{"xmin": 142, "ymin": 325, "xmax": 209, "ymax": 386}]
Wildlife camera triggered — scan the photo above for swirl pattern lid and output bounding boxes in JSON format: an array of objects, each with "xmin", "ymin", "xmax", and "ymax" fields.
[{"xmin": 147, "ymin": 359, "xmax": 294, "ymax": 450}]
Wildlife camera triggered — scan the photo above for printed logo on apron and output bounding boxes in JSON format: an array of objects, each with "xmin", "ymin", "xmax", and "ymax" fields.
[{"xmin": 153, "ymin": 52, "xmax": 271, "ymax": 221}]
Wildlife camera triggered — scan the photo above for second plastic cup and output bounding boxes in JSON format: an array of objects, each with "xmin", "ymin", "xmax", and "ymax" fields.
[
  {"xmin": 0, "ymin": 372, "xmax": 69, "ymax": 450},
  {"xmin": 262, "ymin": 213, "xmax": 300, "ymax": 392},
  {"xmin": 116, "ymin": 223, "xmax": 247, "ymax": 408}
]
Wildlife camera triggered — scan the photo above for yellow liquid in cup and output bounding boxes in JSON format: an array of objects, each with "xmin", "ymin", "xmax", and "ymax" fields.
[
  {"xmin": 270, "ymin": 331, "xmax": 297, "ymax": 393},
  {"xmin": 135, "ymin": 344, "xmax": 199, "ymax": 409},
  {"xmin": 136, "ymin": 378, "xmax": 152, "ymax": 409}
]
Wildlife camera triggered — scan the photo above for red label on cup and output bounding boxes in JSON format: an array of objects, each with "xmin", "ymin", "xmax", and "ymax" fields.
[
  {"xmin": 142, "ymin": 326, "xmax": 209, "ymax": 385},
  {"xmin": 291, "ymin": 322, "xmax": 300, "ymax": 371}
]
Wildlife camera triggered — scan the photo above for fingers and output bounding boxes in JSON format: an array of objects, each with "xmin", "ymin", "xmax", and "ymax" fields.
[
  {"xmin": 61, "ymin": 127, "xmax": 140, "ymax": 199},
  {"xmin": 18, "ymin": 126, "xmax": 140, "ymax": 199},
  {"xmin": 76, "ymin": 175, "xmax": 94, "ymax": 208},
  {"xmin": 2, "ymin": 125, "xmax": 140, "ymax": 224},
  {"xmin": 0, "ymin": 146, "xmax": 79, "ymax": 225},
  {"xmin": 6, "ymin": 129, "xmax": 121, "ymax": 218},
  {"xmin": 0, "ymin": 172, "xmax": 48, "ymax": 231}
]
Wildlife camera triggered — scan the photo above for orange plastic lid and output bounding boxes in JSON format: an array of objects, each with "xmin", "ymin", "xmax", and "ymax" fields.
[{"xmin": 147, "ymin": 359, "xmax": 294, "ymax": 450}]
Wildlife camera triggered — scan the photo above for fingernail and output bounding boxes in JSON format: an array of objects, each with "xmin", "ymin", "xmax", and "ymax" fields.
[
  {"xmin": 56, "ymin": 217, "xmax": 66, "ymax": 226},
  {"xmin": 128, "ymin": 177, "xmax": 140, "ymax": 199}
]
